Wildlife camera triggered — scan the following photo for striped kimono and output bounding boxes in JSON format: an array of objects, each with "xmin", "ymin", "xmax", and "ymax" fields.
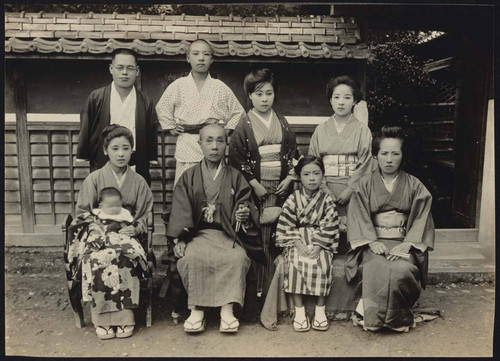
[{"xmin": 276, "ymin": 189, "xmax": 339, "ymax": 296}]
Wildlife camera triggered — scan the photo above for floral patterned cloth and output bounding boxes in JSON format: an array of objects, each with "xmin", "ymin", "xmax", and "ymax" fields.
[{"xmin": 67, "ymin": 211, "xmax": 147, "ymax": 314}]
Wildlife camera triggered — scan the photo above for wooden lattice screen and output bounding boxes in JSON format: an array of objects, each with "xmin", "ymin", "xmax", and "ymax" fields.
[{"xmin": 5, "ymin": 122, "xmax": 314, "ymax": 234}]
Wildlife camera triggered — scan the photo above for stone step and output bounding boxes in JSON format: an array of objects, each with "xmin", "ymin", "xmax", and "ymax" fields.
[{"xmin": 428, "ymin": 242, "xmax": 495, "ymax": 283}]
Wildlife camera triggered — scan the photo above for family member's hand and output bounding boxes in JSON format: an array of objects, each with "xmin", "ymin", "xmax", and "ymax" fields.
[
  {"xmin": 235, "ymin": 204, "xmax": 250, "ymax": 223},
  {"xmin": 119, "ymin": 225, "xmax": 137, "ymax": 237},
  {"xmin": 336, "ymin": 188, "xmax": 353, "ymax": 205},
  {"xmin": 174, "ymin": 240, "xmax": 186, "ymax": 259},
  {"xmin": 251, "ymin": 181, "xmax": 268, "ymax": 200},
  {"xmin": 308, "ymin": 245, "xmax": 322, "ymax": 259},
  {"xmin": 275, "ymin": 177, "xmax": 293, "ymax": 196},
  {"xmin": 169, "ymin": 124, "xmax": 184, "ymax": 136},
  {"xmin": 387, "ymin": 242, "xmax": 412, "ymax": 261},
  {"xmin": 369, "ymin": 241, "xmax": 389, "ymax": 256},
  {"xmin": 294, "ymin": 239, "xmax": 309, "ymax": 257}
]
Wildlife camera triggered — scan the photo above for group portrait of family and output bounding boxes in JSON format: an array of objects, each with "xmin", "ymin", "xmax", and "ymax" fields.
[{"xmin": 67, "ymin": 38, "xmax": 435, "ymax": 341}]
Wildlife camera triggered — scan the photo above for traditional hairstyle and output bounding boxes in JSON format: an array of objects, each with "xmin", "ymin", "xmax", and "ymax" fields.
[
  {"xmin": 371, "ymin": 125, "xmax": 407, "ymax": 158},
  {"xmin": 243, "ymin": 68, "xmax": 277, "ymax": 110},
  {"xmin": 111, "ymin": 48, "xmax": 138, "ymax": 65},
  {"xmin": 98, "ymin": 186, "xmax": 122, "ymax": 203},
  {"xmin": 187, "ymin": 39, "xmax": 214, "ymax": 55},
  {"xmin": 294, "ymin": 155, "xmax": 325, "ymax": 176},
  {"xmin": 325, "ymin": 75, "xmax": 362, "ymax": 103},
  {"xmin": 102, "ymin": 124, "xmax": 134, "ymax": 150}
]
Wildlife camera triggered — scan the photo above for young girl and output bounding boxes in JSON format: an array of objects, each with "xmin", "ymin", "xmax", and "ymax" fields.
[
  {"xmin": 229, "ymin": 68, "xmax": 300, "ymax": 295},
  {"xmin": 275, "ymin": 156, "xmax": 339, "ymax": 332}
]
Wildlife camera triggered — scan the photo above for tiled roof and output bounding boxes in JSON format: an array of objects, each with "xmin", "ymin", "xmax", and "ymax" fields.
[{"xmin": 4, "ymin": 11, "xmax": 372, "ymax": 59}]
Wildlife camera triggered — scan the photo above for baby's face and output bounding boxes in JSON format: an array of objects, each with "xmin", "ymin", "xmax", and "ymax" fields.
[{"xmin": 99, "ymin": 195, "xmax": 122, "ymax": 215}]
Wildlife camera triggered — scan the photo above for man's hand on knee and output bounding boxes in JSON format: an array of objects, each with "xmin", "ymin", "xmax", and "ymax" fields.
[{"xmin": 174, "ymin": 240, "xmax": 186, "ymax": 258}]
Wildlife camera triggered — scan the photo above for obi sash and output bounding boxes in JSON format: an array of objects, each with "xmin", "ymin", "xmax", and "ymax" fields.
[
  {"xmin": 323, "ymin": 154, "xmax": 358, "ymax": 177},
  {"xmin": 373, "ymin": 210, "xmax": 408, "ymax": 239},
  {"xmin": 181, "ymin": 119, "xmax": 219, "ymax": 134},
  {"xmin": 259, "ymin": 144, "xmax": 281, "ymax": 181}
]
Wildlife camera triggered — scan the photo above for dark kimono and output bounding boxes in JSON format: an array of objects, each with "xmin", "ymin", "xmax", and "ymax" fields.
[
  {"xmin": 346, "ymin": 170, "xmax": 435, "ymax": 330},
  {"xmin": 77, "ymin": 84, "xmax": 159, "ymax": 185},
  {"xmin": 229, "ymin": 110, "xmax": 300, "ymax": 294},
  {"xmin": 166, "ymin": 161, "xmax": 266, "ymax": 308}
]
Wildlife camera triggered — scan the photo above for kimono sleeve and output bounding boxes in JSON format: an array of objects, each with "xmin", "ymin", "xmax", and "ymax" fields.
[
  {"xmin": 308, "ymin": 126, "xmax": 321, "ymax": 158},
  {"xmin": 311, "ymin": 194, "xmax": 340, "ymax": 253},
  {"xmin": 228, "ymin": 120, "xmax": 255, "ymax": 182},
  {"xmin": 222, "ymin": 84, "xmax": 245, "ymax": 130},
  {"xmin": 131, "ymin": 178, "xmax": 154, "ymax": 234},
  {"xmin": 77, "ymin": 92, "xmax": 95, "ymax": 161},
  {"xmin": 156, "ymin": 82, "xmax": 178, "ymax": 131},
  {"xmin": 165, "ymin": 171, "xmax": 196, "ymax": 240},
  {"xmin": 347, "ymin": 179, "xmax": 378, "ymax": 250},
  {"xmin": 404, "ymin": 179, "xmax": 435, "ymax": 251},
  {"xmin": 275, "ymin": 194, "xmax": 301, "ymax": 248},
  {"xmin": 347, "ymin": 125, "xmax": 373, "ymax": 191},
  {"xmin": 145, "ymin": 98, "xmax": 159, "ymax": 161},
  {"xmin": 75, "ymin": 173, "xmax": 99, "ymax": 216}
]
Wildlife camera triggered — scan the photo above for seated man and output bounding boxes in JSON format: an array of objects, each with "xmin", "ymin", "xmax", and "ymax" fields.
[{"xmin": 167, "ymin": 124, "xmax": 265, "ymax": 333}]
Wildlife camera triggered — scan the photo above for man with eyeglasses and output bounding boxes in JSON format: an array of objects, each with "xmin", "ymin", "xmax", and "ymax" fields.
[{"xmin": 77, "ymin": 48, "xmax": 158, "ymax": 185}]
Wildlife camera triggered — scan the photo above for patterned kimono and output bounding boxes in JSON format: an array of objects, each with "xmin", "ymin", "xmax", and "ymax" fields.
[
  {"xmin": 156, "ymin": 72, "xmax": 245, "ymax": 184},
  {"xmin": 68, "ymin": 211, "xmax": 147, "ymax": 314},
  {"xmin": 68, "ymin": 162, "xmax": 153, "ymax": 316},
  {"xmin": 346, "ymin": 170, "xmax": 435, "ymax": 330},
  {"xmin": 309, "ymin": 115, "xmax": 373, "ymax": 311},
  {"xmin": 276, "ymin": 189, "xmax": 339, "ymax": 296},
  {"xmin": 229, "ymin": 109, "xmax": 300, "ymax": 294}
]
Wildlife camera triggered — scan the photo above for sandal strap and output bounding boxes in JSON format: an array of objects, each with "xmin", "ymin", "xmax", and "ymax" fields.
[
  {"xmin": 293, "ymin": 317, "xmax": 309, "ymax": 328},
  {"xmin": 184, "ymin": 319, "xmax": 204, "ymax": 329},
  {"xmin": 220, "ymin": 318, "xmax": 239, "ymax": 329},
  {"xmin": 313, "ymin": 319, "xmax": 328, "ymax": 327}
]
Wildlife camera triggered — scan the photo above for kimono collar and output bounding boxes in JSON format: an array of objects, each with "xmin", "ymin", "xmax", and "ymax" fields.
[
  {"xmin": 110, "ymin": 81, "xmax": 136, "ymax": 104},
  {"xmin": 301, "ymin": 186, "xmax": 320, "ymax": 200},
  {"xmin": 381, "ymin": 172, "xmax": 400, "ymax": 193},
  {"xmin": 333, "ymin": 113, "xmax": 353, "ymax": 133},
  {"xmin": 109, "ymin": 163, "xmax": 130, "ymax": 189},
  {"xmin": 250, "ymin": 109, "xmax": 274, "ymax": 129},
  {"xmin": 202, "ymin": 158, "xmax": 224, "ymax": 181},
  {"xmin": 188, "ymin": 71, "xmax": 212, "ymax": 91}
]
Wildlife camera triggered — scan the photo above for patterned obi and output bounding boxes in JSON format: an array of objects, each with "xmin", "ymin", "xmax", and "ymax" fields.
[
  {"xmin": 259, "ymin": 144, "xmax": 282, "ymax": 181},
  {"xmin": 373, "ymin": 210, "xmax": 408, "ymax": 239},
  {"xmin": 323, "ymin": 154, "xmax": 359, "ymax": 177}
]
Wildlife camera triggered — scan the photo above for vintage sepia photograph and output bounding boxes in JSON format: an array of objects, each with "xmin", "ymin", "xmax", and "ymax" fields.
[{"xmin": 4, "ymin": 1, "xmax": 495, "ymax": 357}]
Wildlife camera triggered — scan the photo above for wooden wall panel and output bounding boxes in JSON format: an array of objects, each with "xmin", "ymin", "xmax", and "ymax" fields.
[
  {"xmin": 6, "ymin": 122, "xmax": 317, "ymax": 231},
  {"xmin": 4, "ymin": 130, "xmax": 22, "ymax": 223}
]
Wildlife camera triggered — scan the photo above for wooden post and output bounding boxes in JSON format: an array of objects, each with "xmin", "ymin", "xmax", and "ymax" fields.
[
  {"xmin": 478, "ymin": 100, "xmax": 495, "ymax": 247},
  {"xmin": 13, "ymin": 65, "xmax": 35, "ymax": 233}
]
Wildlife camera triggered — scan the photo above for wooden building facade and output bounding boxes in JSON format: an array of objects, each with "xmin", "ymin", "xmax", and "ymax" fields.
[
  {"xmin": 4, "ymin": 5, "xmax": 495, "ymax": 251},
  {"xmin": 4, "ymin": 10, "xmax": 370, "ymax": 237}
]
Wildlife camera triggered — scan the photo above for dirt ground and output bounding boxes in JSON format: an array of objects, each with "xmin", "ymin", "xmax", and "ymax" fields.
[{"xmin": 4, "ymin": 249, "xmax": 496, "ymax": 358}]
